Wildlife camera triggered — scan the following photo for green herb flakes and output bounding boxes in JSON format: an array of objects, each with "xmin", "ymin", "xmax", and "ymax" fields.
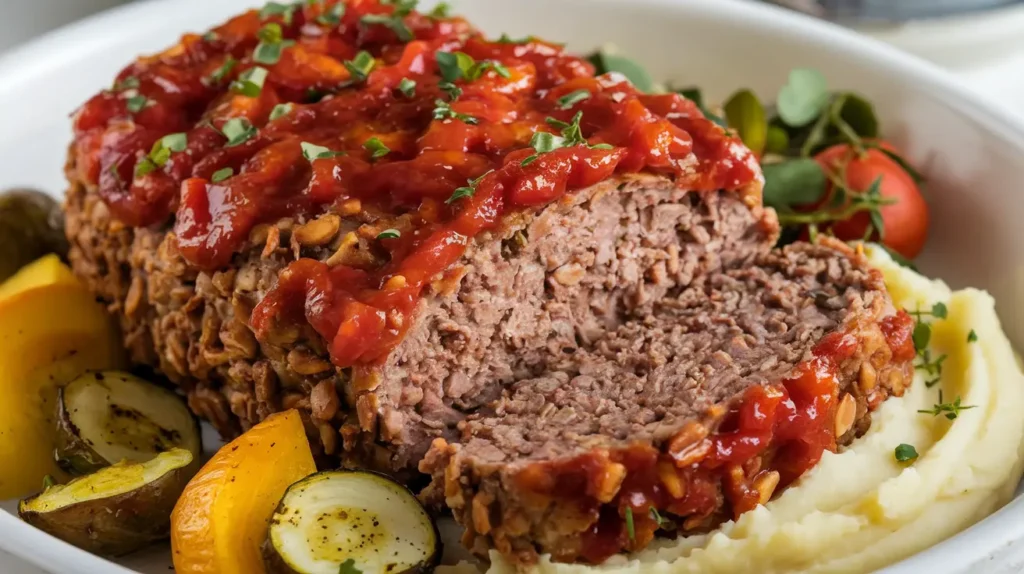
[
  {"xmin": 398, "ymin": 77, "xmax": 416, "ymax": 98},
  {"xmin": 125, "ymin": 94, "xmax": 152, "ymax": 114},
  {"xmin": 557, "ymin": 89, "xmax": 591, "ymax": 110},
  {"xmin": 377, "ymin": 228, "xmax": 401, "ymax": 239},
  {"xmin": 968, "ymin": 329, "xmax": 978, "ymax": 343},
  {"xmin": 211, "ymin": 167, "xmax": 234, "ymax": 183},
  {"xmin": 363, "ymin": 136, "xmax": 391, "ymax": 160},
  {"xmin": 894, "ymin": 443, "xmax": 918, "ymax": 463},
  {"xmin": 260, "ymin": 2, "xmax": 297, "ymax": 24},
  {"xmin": 317, "ymin": 3, "xmax": 345, "ymax": 26},
  {"xmin": 301, "ymin": 141, "xmax": 345, "ymax": 161},
  {"xmin": 918, "ymin": 390, "xmax": 976, "ymax": 421},
  {"xmin": 624, "ymin": 506, "xmax": 635, "ymax": 542},
  {"xmin": 230, "ymin": 67, "xmax": 269, "ymax": 97},
  {"xmin": 343, "ymin": 51, "xmax": 376, "ymax": 83},
  {"xmin": 220, "ymin": 118, "xmax": 258, "ymax": 147},
  {"xmin": 269, "ymin": 103, "xmax": 294, "ymax": 121},
  {"xmin": 446, "ymin": 169, "xmax": 493, "ymax": 204},
  {"xmin": 205, "ymin": 57, "xmax": 238, "ymax": 86}
]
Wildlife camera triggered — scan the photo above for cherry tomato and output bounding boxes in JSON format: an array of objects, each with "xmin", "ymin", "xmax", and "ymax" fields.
[{"xmin": 813, "ymin": 142, "xmax": 928, "ymax": 259}]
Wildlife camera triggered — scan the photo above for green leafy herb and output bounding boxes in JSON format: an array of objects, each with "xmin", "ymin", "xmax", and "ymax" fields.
[
  {"xmin": 134, "ymin": 132, "xmax": 188, "ymax": 178},
  {"xmin": 269, "ymin": 103, "xmax": 294, "ymax": 121},
  {"xmin": 520, "ymin": 111, "xmax": 613, "ymax": 166},
  {"xmin": 624, "ymin": 506, "xmax": 635, "ymax": 542},
  {"xmin": 765, "ymin": 125, "xmax": 789, "ymax": 155},
  {"xmin": 968, "ymin": 329, "xmax": 978, "ymax": 343},
  {"xmin": 301, "ymin": 141, "xmax": 346, "ymax": 161},
  {"xmin": 220, "ymin": 118, "xmax": 258, "ymax": 147},
  {"xmin": 113, "ymin": 76, "xmax": 140, "ymax": 91},
  {"xmin": 253, "ymin": 22, "xmax": 295, "ymax": 65},
  {"xmin": 338, "ymin": 559, "xmax": 362, "ymax": 574},
  {"xmin": 435, "ymin": 51, "xmax": 474, "ymax": 82},
  {"xmin": 761, "ymin": 158, "xmax": 827, "ymax": 209},
  {"xmin": 777, "ymin": 68, "xmax": 829, "ymax": 127},
  {"xmin": 649, "ymin": 506, "xmax": 675, "ymax": 530},
  {"xmin": 343, "ymin": 51, "xmax": 376, "ymax": 83},
  {"xmin": 833, "ymin": 93, "xmax": 879, "ymax": 142},
  {"xmin": 317, "ymin": 3, "xmax": 345, "ymax": 25},
  {"xmin": 125, "ymin": 94, "xmax": 152, "ymax": 114},
  {"xmin": 360, "ymin": 11, "xmax": 414, "ymax": 42},
  {"xmin": 912, "ymin": 321, "xmax": 931, "ymax": 353},
  {"xmin": 432, "ymin": 98, "xmax": 477, "ymax": 124},
  {"xmin": 894, "ymin": 443, "xmax": 919, "ymax": 463},
  {"xmin": 557, "ymin": 89, "xmax": 591, "ymax": 110},
  {"xmin": 918, "ymin": 390, "xmax": 976, "ymax": 420},
  {"xmin": 496, "ymin": 33, "xmax": 532, "ymax": 44},
  {"xmin": 438, "ymin": 81, "xmax": 461, "ymax": 100},
  {"xmin": 202, "ymin": 31, "xmax": 219, "ymax": 42},
  {"xmin": 723, "ymin": 89, "xmax": 767, "ymax": 156},
  {"xmin": 677, "ymin": 87, "xmax": 703, "ymax": 108},
  {"xmin": 429, "ymin": 2, "xmax": 451, "ymax": 17},
  {"xmin": 363, "ymin": 136, "xmax": 390, "ymax": 160},
  {"xmin": 205, "ymin": 57, "xmax": 238, "ymax": 86},
  {"xmin": 260, "ymin": 2, "xmax": 297, "ymax": 24},
  {"xmin": 210, "ymin": 167, "xmax": 234, "ymax": 183},
  {"xmin": 587, "ymin": 50, "xmax": 654, "ymax": 93},
  {"xmin": 42, "ymin": 475, "xmax": 56, "ymax": 489},
  {"xmin": 230, "ymin": 66, "xmax": 269, "ymax": 97},
  {"xmin": 398, "ymin": 77, "xmax": 416, "ymax": 97},
  {"xmin": 908, "ymin": 303, "xmax": 947, "ymax": 351},
  {"xmin": 446, "ymin": 169, "xmax": 493, "ymax": 204},
  {"xmin": 377, "ymin": 228, "xmax": 401, "ymax": 239},
  {"xmin": 774, "ymin": 171, "xmax": 894, "ymax": 237}
]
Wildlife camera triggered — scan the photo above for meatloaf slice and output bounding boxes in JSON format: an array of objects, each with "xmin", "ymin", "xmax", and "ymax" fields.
[
  {"xmin": 64, "ymin": 169, "xmax": 776, "ymax": 475},
  {"xmin": 418, "ymin": 240, "xmax": 916, "ymax": 564}
]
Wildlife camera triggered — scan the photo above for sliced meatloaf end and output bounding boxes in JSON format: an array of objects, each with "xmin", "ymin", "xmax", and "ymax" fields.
[
  {"xmin": 64, "ymin": 162, "xmax": 778, "ymax": 472},
  {"xmin": 418, "ymin": 240, "xmax": 917, "ymax": 565}
]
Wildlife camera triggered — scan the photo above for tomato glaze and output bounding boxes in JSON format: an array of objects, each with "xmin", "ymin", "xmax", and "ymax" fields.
[
  {"xmin": 71, "ymin": 0, "xmax": 761, "ymax": 369},
  {"xmin": 512, "ymin": 314, "xmax": 914, "ymax": 564}
]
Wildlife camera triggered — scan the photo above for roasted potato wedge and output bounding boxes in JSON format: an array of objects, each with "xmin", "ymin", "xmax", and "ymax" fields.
[
  {"xmin": 19, "ymin": 448, "xmax": 195, "ymax": 557},
  {"xmin": 55, "ymin": 370, "xmax": 201, "ymax": 475},
  {"xmin": 263, "ymin": 470, "xmax": 440, "ymax": 574}
]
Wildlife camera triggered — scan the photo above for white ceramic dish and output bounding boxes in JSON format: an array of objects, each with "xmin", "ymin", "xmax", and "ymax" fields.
[{"xmin": 2, "ymin": 0, "xmax": 1024, "ymax": 572}]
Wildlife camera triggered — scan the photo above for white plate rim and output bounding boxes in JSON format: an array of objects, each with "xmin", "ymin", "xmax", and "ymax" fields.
[{"xmin": 1, "ymin": 0, "xmax": 1024, "ymax": 572}]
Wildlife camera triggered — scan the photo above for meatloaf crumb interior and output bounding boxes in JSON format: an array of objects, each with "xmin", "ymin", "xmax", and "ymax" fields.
[{"xmin": 61, "ymin": 0, "xmax": 916, "ymax": 566}]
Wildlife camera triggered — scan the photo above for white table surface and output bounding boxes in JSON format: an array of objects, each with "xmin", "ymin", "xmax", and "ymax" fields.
[{"xmin": 2, "ymin": 9, "xmax": 1024, "ymax": 574}]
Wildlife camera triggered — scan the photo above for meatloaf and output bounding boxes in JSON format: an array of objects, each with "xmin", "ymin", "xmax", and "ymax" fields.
[
  {"xmin": 61, "ymin": 0, "xmax": 915, "ymax": 566},
  {"xmin": 419, "ymin": 240, "xmax": 915, "ymax": 563}
]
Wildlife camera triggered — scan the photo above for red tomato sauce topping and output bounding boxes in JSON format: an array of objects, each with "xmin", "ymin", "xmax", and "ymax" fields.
[
  {"xmin": 511, "ymin": 318, "xmax": 918, "ymax": 564},
  {"xmin": 71, "ymin": 0, "xmax": 760, "ymax": 368}
]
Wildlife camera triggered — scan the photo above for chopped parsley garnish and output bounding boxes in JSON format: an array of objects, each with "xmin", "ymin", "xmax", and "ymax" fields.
[
  {"xmin": 259, "ymin": 1, "xmax": 298, "ymax": 24},
  {"xmin": 230, "ymin": 67, "xmax": 269, "ymax": 97},
  {"xmin": 363, "ymin": 137, "xmax": 390, "ymax": 160},
  {"xmin": 301, "ymin": 141, "xmax": 346, "ymax": 161},
  {"xmin": 432, "ymin": 98, "xmax": 477, "ymax": 124},
  {"xmin": 269, "ymin": 103, "xmax": 294, "ymax": 121},
  {"xmin": 377, "ymin": 228, "xmax": 401, "ymax": 239},
  {"xmin": 210, "ymin": 167, "xmax": 234, "ymax": 183},
  {"xmin": 360, "ymin": 9, "xmax": 414, "ymax": 42},
  {"xmin": 438, "ymin": 81, "xmax": 461, "ymax": 100},
  {"xmin": 624, "ymin": 507, "xmax": 635, "ymax": 542},
  {"xmin": 42, "ymin": 475, "xmax": 56, "ymax": 489},
  {"xmin": 967, "ymin": 329, "xmax": 978, "ymax": 343},
  {"xmin": 496, "ymin": 33, "xmax": 532, "ymax": 44},
  {"xmin": 317, "ymin": 3, "xmax": 345, "ymax": 25},
  {"xmin": 918, "ymin": 390, "xmax": 976, "ymax": 420},
  {"xmin": 113, "ymin": 76, "xmax": 140, "ymax": 91},
  {"xmin": 338, "ymin": 559, "xmax": 362, "ymax": 574},
  {"xmin": 909, "ymin": 302, "xmax": 949, "ymax": 387},
  {"xmin": 649, "ymin": 506, "xmax": 675, "ymax": 530},
  {"xmin": 220, "ymin": 118, "xmax": 258, "ymax": 147},
  {"xmin": 125, "ymin": 94, "xmax": 152, "ymax": 114},
  {"xmin": 397, "ymin": 77, "xmax": 416, "ymax": 97},
  {"xmin": 436, "ymin": 51, "xmax": 510, "ymax": 83},
  {"xmin": 343, "ymin": 51, "xmax": 376, "ymax": 83},
  {"xmin": 557, "ymin": 89, "xmax": 591, "ymax": 110},
  {"xmin": 521, "ymin": 111, "xmax": 613, "ymax": 166},
  {"xmin": 135, "ymin": 132, "xmax": 188, "ymax": 178},
  {"xmin": 428, "ymin": 2, "xmax": 451, "ymax": 17},
  {"xmin": 205, "ymin": 57, "xmax": 238, "ymax": 86},
  {"xmin": 894, "ymin": 443, "xmax": 919, "ymax": 463},
  {"xmin": 253, "ymin": 22, "xmax": 295, "ymax": 65},
  {"xmin": 446, "ymin": 169, "xmax": 492, "ymax": 204}
]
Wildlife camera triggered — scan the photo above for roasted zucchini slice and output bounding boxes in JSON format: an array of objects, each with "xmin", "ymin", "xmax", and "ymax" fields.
[
  {"xmin": 55, "ymin": 370, "xmax": 201, "ymax": 474},
  {"xmin": 264, "ymin": 470, "xmax": 440, "ymax": 574},
  {"xmin": 19, "ymin": 448, "xmax": 194, "ymax": 556}
]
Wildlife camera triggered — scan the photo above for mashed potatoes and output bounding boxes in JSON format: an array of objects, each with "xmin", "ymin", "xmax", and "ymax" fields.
[{"xmin": 441, "ymin": 246, "xmax": 1024, "ymax": 574}]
